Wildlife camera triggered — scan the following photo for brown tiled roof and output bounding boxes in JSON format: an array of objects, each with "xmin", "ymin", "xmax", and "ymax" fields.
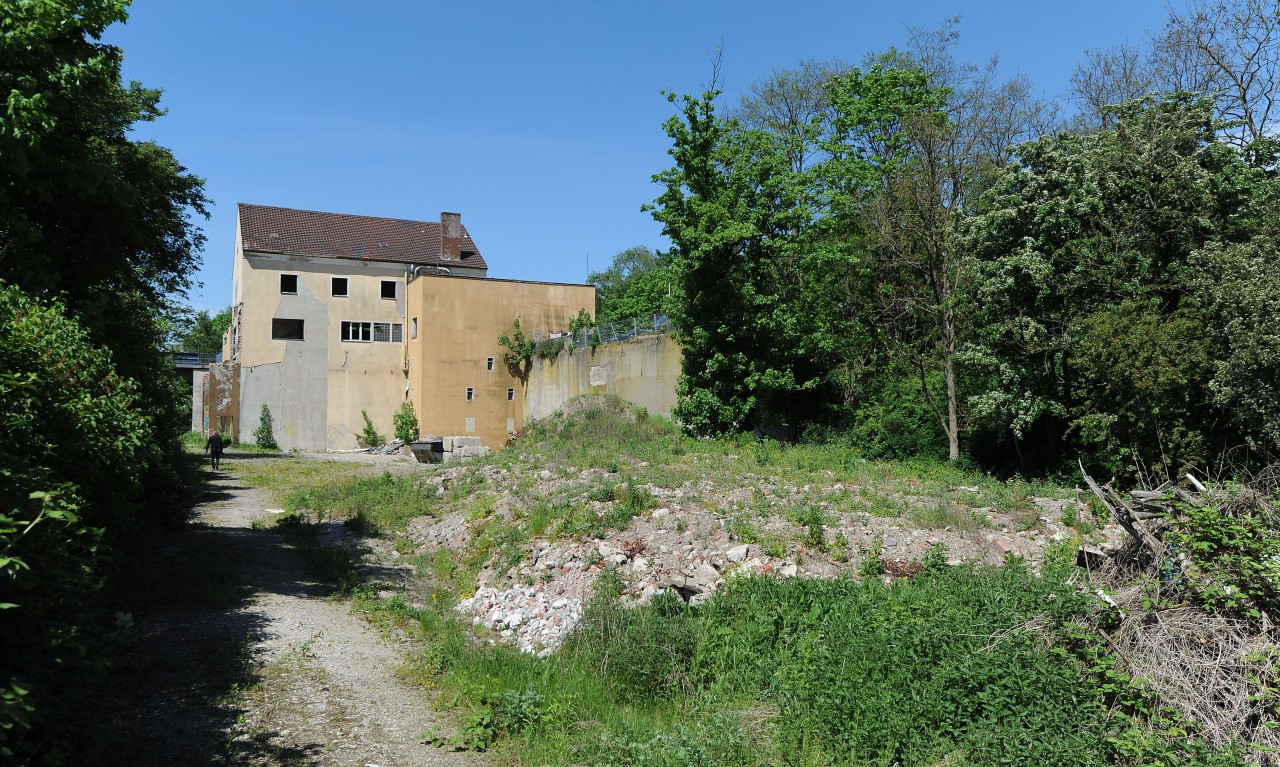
[{"xmin": 237, "ymin": 203, "xmax": 487, "ymax": 269}]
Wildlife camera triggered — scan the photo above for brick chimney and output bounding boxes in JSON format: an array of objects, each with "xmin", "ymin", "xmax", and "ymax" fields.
[{"xmin": 441, "ymin": 212, "xmax": 461, "ymax": 260}]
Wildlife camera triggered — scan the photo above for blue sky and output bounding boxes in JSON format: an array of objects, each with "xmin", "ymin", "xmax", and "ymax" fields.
[{"xmin": 106, "ymin": 1, "xmax": 1170, "ymax": 314}]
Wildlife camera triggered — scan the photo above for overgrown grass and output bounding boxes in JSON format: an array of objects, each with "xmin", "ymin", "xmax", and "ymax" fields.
[
  {"xmin": 223, "ymin": 399, "xmax": 1248, "ymax": 766},
  {"xmin": 367, "ymin": 556, "xmax": 1247, "ymax": 767}
]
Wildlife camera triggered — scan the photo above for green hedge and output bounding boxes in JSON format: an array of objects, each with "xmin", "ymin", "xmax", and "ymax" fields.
[{"xmin": 0, "ymin": 283, "xmax": 156, "ymax": 762}]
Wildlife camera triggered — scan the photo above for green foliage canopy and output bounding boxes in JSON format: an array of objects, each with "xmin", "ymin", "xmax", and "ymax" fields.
[
  {"xmin": 588, "ymin": 246, "xmax": 677, "ymax": 323},
  {"xmin": 961, "ymin": 94, "xmax": 1276, "ymax": 474},
  {"xmin": 0, "ymin": 283, "xmax": 156, "ymax": 760},
  {"xmin": 0, "ymin": 0, "xmax": 209, "ymax": 451}
]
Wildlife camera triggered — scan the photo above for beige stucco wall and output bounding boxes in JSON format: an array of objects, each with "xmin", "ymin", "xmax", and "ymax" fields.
[
  {"xmin": 406, "ymin": 274, "xmax": 595, "ymax": 450},
  {"xmin": 192, "ymin": 370, "xmax": 208, "ymax": 433},
  {"xmin": 232, "ymin": 248, "xmax": 421, "ymax": 450},
  {"xmin": 524, "ymin": 334, "xmax": 682, "ymax": 423}
]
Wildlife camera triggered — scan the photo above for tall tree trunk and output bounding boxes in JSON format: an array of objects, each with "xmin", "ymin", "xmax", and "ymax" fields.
[{"xmin": 942, "ymin": 303, "xmax": 960, "ymax": 460}]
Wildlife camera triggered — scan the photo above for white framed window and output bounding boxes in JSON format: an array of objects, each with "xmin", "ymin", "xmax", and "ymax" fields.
[
  {"xmin": 331, "ymin": 277, "xmax": 348, "ymax": 297},
  {"xmin": 392, "ymin": 323, "xmax": 403, "ymax": 343},
  {"xmin": 486, "ymin": 357, "xmax": 495, "ymax": 371},
  {"xmin": 411, "ymin": 318, "xmax": 418, "ymax": 339},
  {"xmin": 466, "ymin": 387, "xmax": 475, "ymax": 401},
  {"xmin": 280, "ymin": 274, "xmax": 298, "ymax": 294},
  {"xmin": 341, "ymin": 321, "xmax": 371, "ymax": 342},
  {"xmin": 381, "ymin": 280, "xmax": 396, "ymax": 299}
]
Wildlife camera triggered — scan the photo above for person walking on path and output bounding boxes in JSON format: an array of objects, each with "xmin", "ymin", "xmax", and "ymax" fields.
[{"xmin": 204, "ymin": 430, "xmax": 225, "ymax": 470}]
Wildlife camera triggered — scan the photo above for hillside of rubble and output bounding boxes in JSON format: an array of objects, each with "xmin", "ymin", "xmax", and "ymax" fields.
[{"xmin": 227, "ymin": 396, "xmax": 1278, "ymax": 767}]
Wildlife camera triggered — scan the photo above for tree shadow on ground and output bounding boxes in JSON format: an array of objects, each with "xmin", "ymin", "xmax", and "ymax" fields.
[{"xmin": 100, "ymin": 464, "xmax": 349, "ymax": 767}]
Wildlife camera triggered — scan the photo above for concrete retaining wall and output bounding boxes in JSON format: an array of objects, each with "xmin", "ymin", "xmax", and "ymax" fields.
[{"xmin": 524, "ymin": 334, "xmax": 682, "ymax": 424}]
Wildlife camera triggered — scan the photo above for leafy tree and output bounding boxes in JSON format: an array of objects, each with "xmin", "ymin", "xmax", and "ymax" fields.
[
  {"xmin": 393, "ymin": 400, "xmax": 419, "ymax": 443},
  {"xmin": 648, "ymin": 89, "xmax": 863, "ymax": 437},
  {"xmin": 0, "ymin": 0, "xmax": 209, "ymax": 460},
  {"xmin": 825, "ymin": 24, "xmax": 1056, "ymax": 461},
  {"xmin": 1191, "ymin": 238, "xmax": 1280, "ymax": 452},
  {"xmin": 499, "ymin": 318, "xmax": 535, "ymax": 382},
  {"xmin": 734, "ymin": 58, "xmax": 850, "ymax": 172},
  {"xmin": 588, "ymin": 246, "xmax": 677, "ymax": 322},
  {"xmin": 0, "ymin": 283, "xmax": 155, "ymax": 761},
  {"xmin": 253, "ymin": 403, "xmax": 278, "ymax": 449},
  {"xmin": 173, "ymin": 307, "xmax": 230, "ymax": 357},
  {"xmin": 1071, "ymin": 1, "xmax": 1280, "ymax": 161},
  {"xmin": 962, "ymin": 95, "xmax": 1271, "ymax": 474},
  {"xmin": 1153, "ymin": 0, "xmax": 1280, "ymax": 158}
]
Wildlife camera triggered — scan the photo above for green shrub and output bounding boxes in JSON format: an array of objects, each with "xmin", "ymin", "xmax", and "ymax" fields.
[
  {"xmin": 359, "ymin": 409, "xmax": 385, "ymax": 448},
  {"xmin": 846, "ymin": 369, "xmax": 950, "ymax": 461},
  {"xmin": 533, "ymin": 336, "xmax": 566, "ymax": 359},
  {"xmin": 562, "ymin": 576, "xmax": 698, "ymax": 700},
  {"xmin": 253, "ymin": 403, "xmax": 279, "ymax": 449},
  {"xmin": 393, "ymin": 400, "xmax": 419, "ymax": 443},
  {"xmin": 0, "ymin": 284, "xmax": 155, "ymax": 761}
]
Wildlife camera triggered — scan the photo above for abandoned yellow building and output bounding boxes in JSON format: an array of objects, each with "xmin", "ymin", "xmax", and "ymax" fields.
[{"xmin": 211, "ymin": 203, "xmax": 594, "ymax": 451}]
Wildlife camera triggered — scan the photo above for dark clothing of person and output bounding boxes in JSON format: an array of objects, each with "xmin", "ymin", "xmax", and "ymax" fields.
[{"xmin": 205, "ymin": 432, "xmax": 225, "ymax": 469}]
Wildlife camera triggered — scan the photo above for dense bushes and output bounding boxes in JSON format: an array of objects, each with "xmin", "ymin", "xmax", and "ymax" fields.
[{"xmin": 0, "ymin": 283, "xmax": 159, "ymax": 761}]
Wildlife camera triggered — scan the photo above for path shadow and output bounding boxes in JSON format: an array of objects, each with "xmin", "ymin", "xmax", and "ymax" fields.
[{"xmin": 101, "ymin": 470, "xmax": 352, "ymax": 766}]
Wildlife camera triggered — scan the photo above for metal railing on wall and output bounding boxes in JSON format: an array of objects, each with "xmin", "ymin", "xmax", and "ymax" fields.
[
  {"xmin": 531, "ymin": 314, "xmax": 673, "ymax": 349},
  {"xmin": 166, "ymin": 348, "xmax": 220, "ymax": 366}
]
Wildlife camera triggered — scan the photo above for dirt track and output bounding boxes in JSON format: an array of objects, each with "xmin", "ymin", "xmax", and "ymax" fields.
[{"xmin": 106, "ymin": 453, "xmax": 476, "ymax": 767}]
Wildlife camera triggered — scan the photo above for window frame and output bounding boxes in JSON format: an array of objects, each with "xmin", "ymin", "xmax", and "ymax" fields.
[
  {"xmin": 341, "ymin": 320, "xmax": 372, "ymax": 342},
  {"xmin": 380, "ymin": 280, "xmax": 397, "ymax": 300},
  {"xmin": 271, "ymin": 318, "xmax": 305, "ymax": 340},
  {"xmin": 331, "ymin": 277, "xmax": 349, "ymax": 297},
  {"xmin": 507, "ymin": 388, "xmax": 515, "ymax": 401},
  {"xmin": 466, "ymin": 387, "xmax": 475, "ymax": 401},
  {"xmin": 280, "ymin": 274, "xmax": 299, "ymax": 295}
]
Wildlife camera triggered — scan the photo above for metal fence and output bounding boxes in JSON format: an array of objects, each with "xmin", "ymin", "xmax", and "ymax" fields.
[
  {"xmin": 167, "ymin": 348, "xmax": 220, "ymax": 366},
  {"xmin": 535, "ymin": 314, "xmax": 673, "ymax": 348}
]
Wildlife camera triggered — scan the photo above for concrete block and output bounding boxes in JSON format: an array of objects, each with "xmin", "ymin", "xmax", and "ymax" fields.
[{"xmin": 443, "ymin": 437, "xmax": 454, "ymax": 451}]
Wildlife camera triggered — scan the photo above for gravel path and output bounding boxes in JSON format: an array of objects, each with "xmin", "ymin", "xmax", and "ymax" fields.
[{"xmin": 108, "ymin": 455, "xmax": 477, "ymax": 767}]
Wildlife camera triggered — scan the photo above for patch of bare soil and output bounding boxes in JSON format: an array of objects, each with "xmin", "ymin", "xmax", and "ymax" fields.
[{"xmin": 104, "ymin": 451, "xmax": 478, "ymax": 767}]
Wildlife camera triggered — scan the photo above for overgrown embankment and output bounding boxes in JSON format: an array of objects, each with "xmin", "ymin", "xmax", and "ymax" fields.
[
  {"xmin": 0, "ymin": 286, "xmax": 199, "ymax": 763},
  {"xmin": 236, "ymin": 397, "xmax": 1276, "ymax": 766}
]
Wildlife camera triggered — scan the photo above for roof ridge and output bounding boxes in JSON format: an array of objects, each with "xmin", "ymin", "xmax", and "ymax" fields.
[{"xmin": 237, "ymin": 202, "xmax": 443, "ymax": 230}]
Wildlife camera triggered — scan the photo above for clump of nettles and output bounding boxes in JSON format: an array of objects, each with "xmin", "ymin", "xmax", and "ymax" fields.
[
  {"xmin": 253, "ymin": 403, "xmax": 278, "ymax": 449},
  {"xmin": 360, "ymin": 409, "xmax": 386, "ymax": 448},
  {"xmin": 393, "ymin": 400, "xmax": 419, "ymax": 443}
]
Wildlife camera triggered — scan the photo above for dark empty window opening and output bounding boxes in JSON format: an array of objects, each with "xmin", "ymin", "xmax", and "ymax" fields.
[
  {"xmin": 466, "ymin": 387, "xmax": 475, "ymax": 401},
  {"xmin": 271, "ymin": 318, "xmax": 304, "ymax": 340},
  {"xmin": 486, "ymin": 357, "xmax": 495, "ymax": 371},
  {"xmin": 507, "ymin": 388, "xmax": 515, "ymax": 401},
  {"xmin": 381, "ymin": 280, "xmax": 396, "ymax": 300},
  {"xmin": 332, "ymin": 277, "xmax": 348, "ymax": 297},
  {"xmin": 341, "ymin": 321, "xmax": 371, "ymax": 342},
  {"xmin": 280, "ymin": 274, "xmax": 298, "ymax": 294}
]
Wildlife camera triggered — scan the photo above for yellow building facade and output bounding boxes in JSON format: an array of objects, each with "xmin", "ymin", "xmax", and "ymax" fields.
[
  {"xmin": 218, "ymin": 203, "xmax": 592, "ymax": 452},
  {"xmin": 406, "ymin": 274, "xmax": 596, "ymax": 450}
]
